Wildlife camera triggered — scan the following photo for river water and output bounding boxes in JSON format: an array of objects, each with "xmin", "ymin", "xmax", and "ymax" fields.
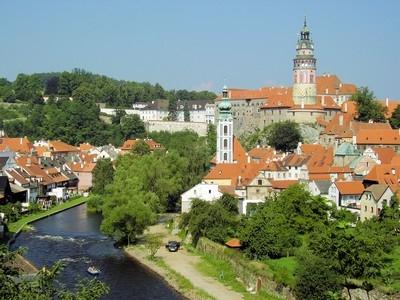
[{"xmin": 11, "ymin": 204, "xmax": 183, "ymax": 300}]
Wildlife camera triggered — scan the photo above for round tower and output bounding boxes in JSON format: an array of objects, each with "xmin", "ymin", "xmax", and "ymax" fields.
[
  {"xmin": 292, "ymin": 17, "xmax": 317, "ymax": 105},
  {"xmin": 217, "ymin": 85, "xmax": 233, "ymax": 163}
]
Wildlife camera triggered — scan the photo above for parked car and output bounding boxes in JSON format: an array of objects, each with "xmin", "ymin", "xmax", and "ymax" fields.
[{"xmin": 165, "ymin": 240, "xmax": 180, "ymax": 252}]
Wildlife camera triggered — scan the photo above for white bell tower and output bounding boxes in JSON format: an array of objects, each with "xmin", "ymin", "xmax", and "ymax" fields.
[{"xmin": 217, "ymin": 86, "xmax": 233, "ymax": 163}]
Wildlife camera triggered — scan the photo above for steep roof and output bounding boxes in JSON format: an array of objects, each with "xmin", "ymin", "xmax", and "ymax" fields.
[
  {"xmin": 49, "ymin": 140, "xmax": 79, "ymax": 153},
  {"xmin": 356, "ymin": 129, "xmax": 400, "ymax": 145},
  {"xmin": 271, "ymin": 180, "xmax": 298, "ymax": 190},
  {"xmin": 313, "ymin": 180, "xmax": 332, "ymax": 194},
  {"xmin": 120, "ymin": 139, "xmax": 162, "ymax": 151},
  {"xmin": 364, "ymin": 184, "xmax": 391, "ymax": 201},
  {"xmin": 316, "ymin": 74, "xmax": 357, "ymax": 95},
  {"xmin": 248, "ymin": 146, "xmax": 275, "ymax": 161},
  {"xmin": 373, "ymin": 147, "xmax": 396, "ymax": 164},
  {"xmin": 363, "ymin": 164, "xmax": 400, "ymax": 191},
  {"xmin": 335, "ymin": 181, "xmax": 364, "ymax": 195},
  {"xmin": 0, "ymin": 137, "xmax": 33, "ymax": 153}
]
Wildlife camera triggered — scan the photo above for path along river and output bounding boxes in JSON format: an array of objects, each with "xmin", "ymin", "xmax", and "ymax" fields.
[{"xmin": 11, "ymin": 203, "xmax": 184, "ymax": 300}]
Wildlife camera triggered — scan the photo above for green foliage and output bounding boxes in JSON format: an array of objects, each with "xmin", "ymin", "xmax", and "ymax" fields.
[
  {"xmin": 352, "ymin": 87, "xmax": 387, "ymax": 122},
  {"xmin": 183, "ymin": 100, "xmax": 190, "ymax": 122},
  {"xmin": 390, "ymin": 104, "xmax": 400, "ymax": 129},
  {"xmin": 131, "ymin": 140, "xmax": 151, "ymax": 155},
  {"xmin": 144, "ymin": 233, "xmax": 164, "ymax": 259},
  {"xmin": 182, "ymin": 196, "xmax": 239, "ymax": 245},
  {"xmin": 294, "ymin": 252, "xmax": 341, "ymax": 300},
  {"xmin": 92, "ymin": 158, "xmax": 114, "ymax": 195},
  {"xmin": 0, "ymin": 246, "xmax": 108, "ymax": 300},
  {"xmin": 87, "ymin": 195, "xmax": 104, "ymax": 213},
  {"xmin": 120, "ymin": 114, "xmax": 146, "ymax": 139},
  {"xmin": 206, "ymin": 124, "xmax": 217, "ymax": 157},
  {"xmin": 267, "ymin": 121, "xmax": 302, "ymax": 152},
  {"xmin": 240, "ymin": 185, "xmax": 330, "ymax": 259},
  {"xmin": 168, "ymin": 96, "xmax": 178, "ymax": 121}
]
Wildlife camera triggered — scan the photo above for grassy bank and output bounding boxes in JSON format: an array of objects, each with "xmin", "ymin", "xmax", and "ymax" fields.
[
  {"xmin": 195, "ymin": 252, "xmax": 282, "ymax": 300},
  {"xmin": 8, "ymin": 197, "xmax": 88, "ymax": 234}
]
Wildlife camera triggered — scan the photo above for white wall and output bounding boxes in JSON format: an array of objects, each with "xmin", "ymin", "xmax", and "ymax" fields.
[{"xmin": 181, "ymin": 183, "xmax": 222, "ymax": 213}]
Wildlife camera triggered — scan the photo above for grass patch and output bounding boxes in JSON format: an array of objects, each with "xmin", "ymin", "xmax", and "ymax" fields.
[
  {"xmin": 153, "ymin": 257, "xmax": 215, "ymax": 300},
  {"xmin": 196, "ymin": 253, "xmax": 282, "ymax": 300},
  {"xmin": 8, "ymin": 197, "xmax": 88, "ymax": 234},
  {"xmin": 264, "ymin": 257, "xmax": 298, "ymax": 287}
]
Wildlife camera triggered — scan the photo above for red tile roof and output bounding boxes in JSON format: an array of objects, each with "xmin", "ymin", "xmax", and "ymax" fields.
[
  {"xmin": 335, "ymin": 181, "xmax": 364, "ymax": 195},
  {"xmin": 271, "ymin": 180, "xmax": 298, "ymax": 190},
  {"xmin": 49, "ymin": 140, "xmax": 79, "ymax": 153},
  {"xmin": 316, "ymin": 74, "xmax": 357, "ymax": 95},
  {"xmin": 0, "ymin": 137, "xmax": 33, "ymax": 153},
  {"xmin": 372, "ymin": 147, "xmax": 396, "ymax": 164},
  {"xmin": 356, "ymin": 129, "xmax": 400, "ymax": 145},
  {"xmin": 120, "ymin": 139, "xmax": 162, "ymax": 151},
  {"xmin": 225, "ymin": 238, "xmax": 242, "ymax": 248}
]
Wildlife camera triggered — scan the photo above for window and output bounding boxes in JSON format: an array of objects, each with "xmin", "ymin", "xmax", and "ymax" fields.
[
  {"xmin": 209, "ymin": 190, "xmax": 211, "ymax": 194},
  {"xmin": 258, "ymin": 179, "xmax": 262, "ymax": 185},
  {"xmin": 364, "ymin": 205, "xmax": 367, "ymax": 212},
  {"xmin": 256, "ymin": 189, "xmax": 260, "ymax": 193},
  {"xmin": 223, "ymin": 125, "xmax": 228, "ymax": 134},
  {"xmin": 371, "ymin": 207, "xmax": 374, "ymax": 213},
  {"xmin": 223, "ymin": 139, "xmax": 228, "ymax": 149},
  {"xmin": 223, "ymin": 153, "xmax": 228, "ymax": 161}
]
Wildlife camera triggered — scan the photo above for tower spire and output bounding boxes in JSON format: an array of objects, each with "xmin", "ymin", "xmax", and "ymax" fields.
[{"xmin": 304, "ymin": 16, "xmax": 307, "ymax": 27}]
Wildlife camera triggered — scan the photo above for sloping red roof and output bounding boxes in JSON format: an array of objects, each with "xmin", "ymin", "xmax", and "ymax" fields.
[
  {"xmin": 49, "ymin": 140, "xmax": 79, "ymax": 153},
  {"xmin": 335, "ymin": 181, "xmax": 364, "ymax": 195},
  {"xmin": 271, "ymin": 180, "xmax": 298, "ymax": 189},
  {"xmin": 316, "ymin": 74, "xmax": 356, "ymax": 95},
  {"xmin": 248, "ymin": 147, "xmax": 275, "ymax": 161},
  {"xmin": 225, "ymin": 238, "xmax": 242, "ymax": 248},
  {"xmin": 120, "ymin": 139, "xmax": 162, "ymax": 151},
  {"xmin": 356, "ymin": 129, "xmax": 400, "ymax": 145},
  {"xmin": 67, "ymin": 162, "xmax": 97, "ymax": 173},
  {"xmin": 373, "ymin": 147, "xmax": 396, "ymax": 164},
  {"xmin": 79, "ymin": 143, "xmax": 95, "ymax": 152},
  {"xmin": 363, "ymin": 164, "xmax": 400, "ymax": 191},
  {"xmin": 0, "ymin": 137, "xmax": 33, "ymax": 153}
]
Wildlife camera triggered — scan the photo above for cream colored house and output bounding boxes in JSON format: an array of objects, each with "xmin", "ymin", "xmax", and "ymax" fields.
[{"xmin": 360, "ymin": 184, "xmax": 393, "ymax": 221}]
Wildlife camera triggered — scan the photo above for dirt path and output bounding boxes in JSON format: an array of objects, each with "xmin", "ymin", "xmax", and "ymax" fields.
[{"xmin": 128, "ymin": 218, "xmax": 244, "ymax": 300}]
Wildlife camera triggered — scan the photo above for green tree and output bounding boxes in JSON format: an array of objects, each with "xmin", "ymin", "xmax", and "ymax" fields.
[
  {"xmin": 267, "ymin": 121, "xmax": 302, "ymax": 152},
  {"xmin": 14, "ymin": 74, "xmax": 42, "ymax": 102},
  {"xmin": 112, "ymin": 108, "xmax": 126, "ymax": 125},
  {"xmin": 294, "ymin": 252, "xmax": 341, "ymax": 300},
  {"xmin": 183, "ymin": 100, "xmax": 190, "ymax": 122},
  {"xmin": 120, "ymin": 114, "xmax": 146, "ymax": 139},
  {"xmin": 352, "ymin": 87, "xmax": 386, "ymax": 122},
  {"xmin": 44, "ymin": 76, "xmax": 60, "ymax": 95},
  {"xmin": 131, "ymin": 140, "xmax": 151, "ymax": 155},
  {"xmin": 167, "ymin": 97, "xmax": 178, "ymax": 121},
  {"xmin": 206, "ymin": 124, "xmax": 217, "ymax": 157},
  {"xmin": 389, "ymin": 104, "xmax": 400, "ymax": 129},
  {"xmin": 144, "ymin": 233, "xmax": 164, "ymax": 259},
  {"xmin": 92, "ymin": 158, "xmax": 114, "ymax": 195}
]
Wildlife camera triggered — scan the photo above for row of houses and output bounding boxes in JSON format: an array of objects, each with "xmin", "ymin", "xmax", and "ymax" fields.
[
  {"xmin": 182, "ymin": 138, "xmax": 399, "ymax": 221},
  {"xmin": 0, "ymin": 137, "xmax": 161, "ymax": 206}
]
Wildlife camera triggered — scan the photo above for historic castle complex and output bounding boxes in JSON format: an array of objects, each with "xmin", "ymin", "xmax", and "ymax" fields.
[{"xmin": 215, "ymin": 19, "xmax": 357, "ymax": 136}]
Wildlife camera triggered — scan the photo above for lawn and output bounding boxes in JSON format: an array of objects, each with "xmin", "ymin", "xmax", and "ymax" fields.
[
  {"xmin": 8, "ymin": 197, "xmax": 88, "ymax": 234},
  {"xmin": 196, "ymin": 253, "xmax": 283, "ymax": 300},
  {"xmin": 264, "ymin": 256, "xmax": 298, "ymax": 287}
]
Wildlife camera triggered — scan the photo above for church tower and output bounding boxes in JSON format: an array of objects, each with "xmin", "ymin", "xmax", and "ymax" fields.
[
  {"xmin": 292, "ymin": 17, "xmax": 317, "ymax": 105},
  {"xmin": 217, "ymin": 86, "xmax": 233, "ymax": 163}
]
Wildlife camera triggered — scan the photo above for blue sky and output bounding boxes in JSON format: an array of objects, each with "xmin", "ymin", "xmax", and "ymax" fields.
[{"xmin": 1, "ymin": 1, "xmax": 399, "ymax": 98}]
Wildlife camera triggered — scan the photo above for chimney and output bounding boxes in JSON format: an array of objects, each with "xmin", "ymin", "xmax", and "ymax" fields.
[
  {"xmin": 344, "ymin": 102, "xmax": 348, "ymax": 113},
  {"xmin": 392, "ymin": 168, "xmax": 396, "ymax": 175},
  {"xmin": 339, "ymin": 115, "xmax": 344, "ymax": 126},
  {"xmin": 301, "ymin": 98, "xmax": 304, "ymax": 109},
  {"xmin": 247, "ymin": 156, "xmax": 251, "ymax": 163},
  {"xmin": 386, "ymin": 97, "xmax": 389, "ymax": 107},
  {"xmin": 325, "ymin": 88, "xmax": 329, "ymax": 94},
  {"xmin": 238, "ymin": 175, "xmax": 242, "ymax": 185},
  {"xmin": 20, "ymin": 137, "xmax": 23, "ymax": 145},
  {"xmin": 321, "ymin": 96, "xmax": 325, "ymax": 106}
]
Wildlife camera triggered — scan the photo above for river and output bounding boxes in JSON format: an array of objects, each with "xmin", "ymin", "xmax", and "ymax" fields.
[{"xmin": 11, "ymin": 203, "xmax": 184, "ymax": 300}]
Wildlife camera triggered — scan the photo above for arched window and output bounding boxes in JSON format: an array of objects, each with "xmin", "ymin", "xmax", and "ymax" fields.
[
  {"xmin": 223, "ymin": 153, "xmax": 228, "ymax": 161},
  {"xmin": 223, "ymin": 139, "xmax": 228, "ymax": 149},
  {"xmin": 223, "ymin": 125, "xmax": 228, "ymax": 135}
]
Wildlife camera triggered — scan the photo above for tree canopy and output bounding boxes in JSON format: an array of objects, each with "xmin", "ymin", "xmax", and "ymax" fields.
[
  {"xmin": 352, "ymin": 87, "xmax": 387, "ymax": 122},
  {"xmin": 267, "ymin": 121, "xmax": 302, "ymax": 152}
]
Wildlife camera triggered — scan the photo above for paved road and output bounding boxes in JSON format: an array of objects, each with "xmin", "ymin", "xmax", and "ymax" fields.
[{"xmin": 148, "ymin": 221, "xmax": 243, "ymax": 300}]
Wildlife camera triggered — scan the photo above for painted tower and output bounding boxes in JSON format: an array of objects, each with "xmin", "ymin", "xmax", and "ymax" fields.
[
  {"xmin": 292, "ymin": 18, "xmax": 317, "ymax": 105},
  {"xmin": 217, "ymin": 85, "xmax": 233, "ymax": 163}
]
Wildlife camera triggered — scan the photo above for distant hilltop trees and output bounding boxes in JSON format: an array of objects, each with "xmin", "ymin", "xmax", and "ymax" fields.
[{"xmin": 0, "ymin": 68, "xmax": 216, "ymax": 107}]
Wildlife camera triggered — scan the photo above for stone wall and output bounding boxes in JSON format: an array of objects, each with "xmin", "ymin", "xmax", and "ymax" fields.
[
  {"xmin": 146, "ymin": 120, "xmax": 208, "ymax": 136},
  {"xmin": 196, "ymin": 237, "xmax": 294, "ymax": 299}
]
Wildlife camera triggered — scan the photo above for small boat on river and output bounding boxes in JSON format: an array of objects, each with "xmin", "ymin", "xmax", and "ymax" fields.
[{"xmin": 87, "ymin": 266, "xmax": 100, "ymax": 275}]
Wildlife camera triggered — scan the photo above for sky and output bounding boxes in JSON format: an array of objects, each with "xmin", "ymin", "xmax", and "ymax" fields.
[{"xmin": 0, "ymin": 1, "xmax": 399, "ymax": 98}]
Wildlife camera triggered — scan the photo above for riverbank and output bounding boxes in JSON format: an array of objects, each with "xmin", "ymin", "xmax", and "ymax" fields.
[
  {"xmin": 8, "ymin": 197, "xmax": 88, "ymax": 235},
  {"xmin": 125, "ymin": 220, "xmax": 244, "ymax": 300}
]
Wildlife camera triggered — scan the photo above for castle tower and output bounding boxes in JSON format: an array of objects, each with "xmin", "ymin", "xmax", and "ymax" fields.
[
  {"xmin": 217, "ymin": 86, "xmax": 233, "ymax": 163},
  {"xmin": 292, "ymin": 17, "xmax": 317, "ymax": 105}
]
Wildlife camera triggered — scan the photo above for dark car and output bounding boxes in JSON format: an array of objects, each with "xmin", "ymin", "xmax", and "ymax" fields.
[{"xmin": 165, "ymin": 240, "xmax": 180, "ymax": 252}]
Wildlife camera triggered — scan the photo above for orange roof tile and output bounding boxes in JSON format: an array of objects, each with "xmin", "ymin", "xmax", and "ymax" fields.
[
  {"xmin": 49, "ymin": 140, "xmax": 79, "ymax": 153},
  {"xmin": 248, "ymin": 147, "xmax": 275, "ymax": 161},
  {"xmin": 356, "ymin": 129, "xmax": 400, "ymax": 145},
  {"xmin": 225, "ymin": 238, "xmax": 241, "ymax": 248},
  {"xmin": 0, "ymin": 137, "xmax": 33, "ymax": 153},
  {"xmin": 79, "ymin": 143, "xmax": 95, "ymax": 152},
  {"xmin": 378, "ymin": 99, "xmax": 400, "ymax": 118},
  {"xmin": 335, "ymin": 181, "xmax": 364, "ymax": 195},
  {"xmin": 316, "ymin": 74, "xmax": 356, "ymax": 95},
  {"xmin": 120, "ymin": 139, "xmax": 162, "ymax": 151},
  {"xmin": 271, "ymin": 180, "xmax": 298, "ymax": 189},
  {"xmin": 372, "ymin": 147, "xmax": 396, "ymax": 164},
  {"xmin": 68, "ymin": 162, "xmax": 97, "ymax": 173}
]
